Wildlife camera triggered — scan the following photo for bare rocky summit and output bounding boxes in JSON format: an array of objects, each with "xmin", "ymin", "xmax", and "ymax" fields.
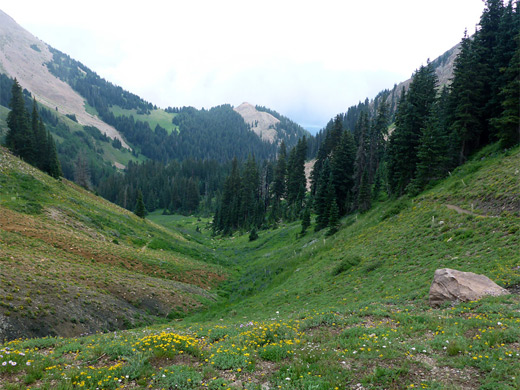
[{"xmin": 234, "ymin": 102, "xmax": 280, "ymax": 143}]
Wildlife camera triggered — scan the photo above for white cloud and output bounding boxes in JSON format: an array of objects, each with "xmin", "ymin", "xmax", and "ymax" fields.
[{"xmin": 1, "ymin": 0, "xmax": 485, "ymax": 130}]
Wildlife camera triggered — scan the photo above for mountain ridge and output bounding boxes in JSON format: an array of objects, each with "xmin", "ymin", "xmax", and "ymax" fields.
[
  {"xmin": 0, "ymin": 9, "xmax": 129, "ymax": 148},
  {"xmin": 0, "ymin": 8, "xmax": 308, "ymax": 169}
]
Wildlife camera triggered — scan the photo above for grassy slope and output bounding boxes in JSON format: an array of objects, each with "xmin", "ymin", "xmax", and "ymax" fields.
[
  {"xmin": 1, "ymin": 145, "xmax": 519, "ymax": 390},
  {"xmin": 0, "ymin": 147, "xmax": 228, "ymax": 341},
  {"xmin": 207, "ymin": 145, "xmax": 519, "ymax": 318},
  {"xmin": 110, "ymin": 106, "xmax": 179, "ymax": 134}
]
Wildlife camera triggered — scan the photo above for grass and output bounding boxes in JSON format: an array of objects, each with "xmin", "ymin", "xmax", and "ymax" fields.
[
  {"xmin": 110, "ymin": 106, "xmax": 179, "ymax": 134},
  {"xmin": 99, "ymin": 141, "xmax": 147, "ymax": 166},
  {"xmin": 0, "ymin": 145, "xmax": 519, "ymax": 389},
  {"xmin": 0, "ymin": 147, "xmax": 227, "ymax": 341}
]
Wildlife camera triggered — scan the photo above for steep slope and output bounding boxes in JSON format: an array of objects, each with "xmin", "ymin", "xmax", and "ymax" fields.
[
  {"xmin": 384, "ymin": 42, "xmax": 461, "ymax": 115},
  {"xmin": 0, "ymin": 10, "xmax": 128, "ymax": 148},
  {"xmin": 0, "ymin": 147, "xmax": 228, "ymax": 341}
]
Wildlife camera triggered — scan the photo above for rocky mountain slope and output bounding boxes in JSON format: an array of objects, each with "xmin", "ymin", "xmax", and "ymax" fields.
[
  {"xmin": 0, "ymin": 9, "xmax": 309, "ymax": 168},
  {"xmin": 234, "ymin": 102, "xmax": 281, "ymax": 143},
  {"xmin": 0, "ymin": 10, "xmax": 128, "ymax": 148}
]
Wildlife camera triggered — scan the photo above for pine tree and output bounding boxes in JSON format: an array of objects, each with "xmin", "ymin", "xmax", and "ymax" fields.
[
  {"xmin": 249, "ymin": 227, "xmax": 258, "ymax": 241},
  {"xmin": 327, "ymin": 193, "xmax": 340, "ymax": 236},
  {"xmin": 368, "ymin": 99, "xmax": 389, "ymax": 184},
  {"xmin": 300, "ymin": 206, "xmax": 311, "ymax": 235},
  {"xmin": 29, "ymin": 98, "xmax": 39, "ymax": 166},
  {"xmin": 353, "ymin": 111, "xmax": 370, "ymax": 199},
  {"xmin": 330, "ymin": 129, "xmax": 356, "ymax": 215},
  {"xmin": 310, "ymin": 117, "xmax": 342, "ymax": 196},
  {"xmin": 286, "ymin": 137, "xmax": 307, "ymax": 218},
  {"xmin": 216, "ymin": 158, "xmax": 241, "ymax": 235},
  {"xmin": 46, "ymin": 130, "xmax": 62, "ymax": 179},
  {"xmin": 272, "ymin": 141, "xmax": 287, "ymax": 202},
  {"xmin": 135, "ymin": 190, "xmax": 147, "ymax": 218},
  {"xmin": 491, "ymin": 33, "xmax": 520, "ymax": 148},
  {"xmin": 36, "ymin": 118, "xmax": 49, "ymax": 171},
  {"xmin": 314, "ymin": 159, "xmax": 331, "ymax": 232},
  {"xmin": 410, "ymin": 87, "xmax": 451, "ymax": 193},
  {"xmin": 357, "ymin": 170, "xmax": 371, "ymax": 213},
  {"xmin": 476, "ymin": 0, "xmax": 507, "ymax": 143},
  {"xmin": 387, "ymin": 63, "xmax": 438, "ymax": 195},
  {"xmin": 448, "ymin": 31, "xmax": 487, "ymax": 163},
  {"xmin": 6, "ymin": 79, "xmax": 32, "ymax": 161},
  {"xmin": 240, "ymin": 155, "xmax": 260, "ymax": 229}
]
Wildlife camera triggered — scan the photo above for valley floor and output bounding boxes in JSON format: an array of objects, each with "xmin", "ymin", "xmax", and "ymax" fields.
[{"xmin": 1, "ymin": 145, "xmax": 519, "ymax": 389}]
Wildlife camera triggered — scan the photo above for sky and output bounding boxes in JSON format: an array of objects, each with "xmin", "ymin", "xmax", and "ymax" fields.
[{"xmin": 1, "ymin": 0, "xmax": 486, "ymax": 132}]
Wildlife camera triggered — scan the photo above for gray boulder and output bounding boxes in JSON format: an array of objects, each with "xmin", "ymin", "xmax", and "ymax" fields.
[{"xmin": 429, "ymin": 268, "xmax": 509, "ymax": 307}]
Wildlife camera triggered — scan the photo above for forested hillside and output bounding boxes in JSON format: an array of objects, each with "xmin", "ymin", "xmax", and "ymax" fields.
[
  {"xmin": 0, "ymin": 11, "xmax": 309, "ymax": 210},
  {"xmin": 211, "ymin": 0, "xmax": 519, "ymax": 236}
]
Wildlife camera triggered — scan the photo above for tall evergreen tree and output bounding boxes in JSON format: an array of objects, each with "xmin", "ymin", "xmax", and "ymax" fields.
[
  {"xmin": 240, "ymin": 155, "xmax": 260, "ymax": 229},
  {"xmin": 35, "ymin": 118, "xmax": 49, "ymax": 171},
  {"xmin": 411, "ymin": 87, "xmax": 451, "ymax": 193},
  {"xmin": 368, "ymin": 99, "xmax": 389, "ymax": 184},
  {"xmin": 215, "ymin": 158, "xmax": 241, "ymax": 234},
  {"xmin": 46, "ymin": 130, "xmax": 62, "ymax": 179},
  {"xmin": 357, "ymin": 170, "xmax": 372, "ymax": 213},
  {"xmin": 476, "ymin": 0, "xmax": 507, "ymax": 141},
  {"xmin": 6, "ymin": 79, "xmax": 32, "ymax": 161},
  {"xmin": 491, "ymin": 32, "xmax": 520, "ymax": 148},
  {"xmin": 448, "ymin": 31, "xmax": 487, "ymax": 163},
  {"xmin": 310, "ymin": 116, "xmax": 342, "ymax": 196},
  {"xmin": 387, "ymin": 63, "xmax": 438, "ymax": 195},
  {"xmin": 353, "ymin": 111, "xmax": 370, "ymax": 197},
  {"xmin": 29, "ymin": 98, "xmax": 39, "ymax": 166},
  {"xmin": 300, "ymin": 206, "xmax": 311, "ymax": 235},
  {"xmin": 270, "ymin": 141, "xmax": 287, "ymax": 221},
  {"xmin": 134, "ymin": 190, "xmax": 147, "ymax": 218},
  {"xmin": 330, "ymin": 129, "xmax": 356, "ymax": 215},
  {"xmin": 286, "ymin": 137, "xmax": 307, "ymax": 218},
  {"xmin": 327, "ymin": 191, "xmax": 340, "ymax": 236},
  {"xmin": 314, "ymin": 159, "xmax": 331, "ymax": 232}
]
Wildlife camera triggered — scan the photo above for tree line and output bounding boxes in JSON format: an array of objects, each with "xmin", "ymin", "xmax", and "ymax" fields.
[
  {"xmin": 97, "ymin": 158, "xmax": 229, "ymax": 217},
  {"xmin": 212, "ymin": 138, "xmax": 308, "ymax": 236}
]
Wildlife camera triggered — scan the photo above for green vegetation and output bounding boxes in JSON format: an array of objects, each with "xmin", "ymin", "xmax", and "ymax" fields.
[
  {"xmin": 2, "ymin": 143, "xmax": 517, "ymax": 389},
  {"xmin": 0, "ymin": 147, "xmax": 227, "ymax": 342},
  {"xmin": 0, "ymin": 4, "xmax": 518, "ymax": 389},
  {"xmin": 110, "ymin": 106, "xmax": 179, "ymax": 134}
]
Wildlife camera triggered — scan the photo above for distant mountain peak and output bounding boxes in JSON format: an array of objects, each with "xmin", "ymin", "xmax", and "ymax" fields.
[{"xmin": 234, "ymin": 102, "xmax": 280, "ymax": 143}]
